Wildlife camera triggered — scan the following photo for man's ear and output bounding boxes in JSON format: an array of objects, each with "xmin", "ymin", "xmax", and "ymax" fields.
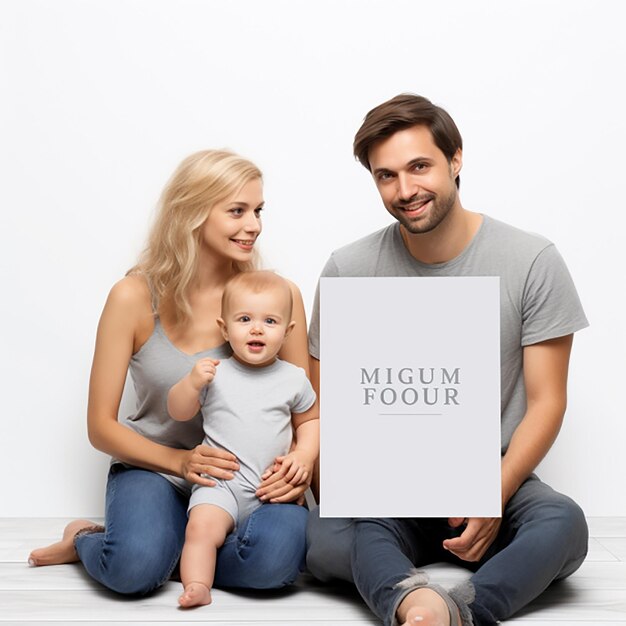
[
  {"xmin": 284, "ymin": 320, "xmax": 296, "ymax": 338},
  {"xmin": 216, "ymin": 317, "xmax": 229, "ymax": 342},
  {"xmin": 450, "ymin": 148, "xmax": 463, "ymax": 179}
]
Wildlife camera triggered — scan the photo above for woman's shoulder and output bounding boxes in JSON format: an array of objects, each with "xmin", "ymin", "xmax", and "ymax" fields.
[
  {"xmin": 99, "ymin": 274, "xmax": 155, "ymax": 350},
  {"xmin": 108, "ymin": 273, "xmax": 150, "ymax": 303},
  {"xmin": 104, "ymin": 273, "xmax": 154, "ymax": 319},
  {"xmin": 281, "ymin": 275, "xmax": 306, "ymax": 316},
  {"xmin": 280, "ymin": 275, "xmax": 303, "ymax": 300}
]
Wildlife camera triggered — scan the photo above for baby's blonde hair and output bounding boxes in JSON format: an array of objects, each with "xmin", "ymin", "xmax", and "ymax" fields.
[
  {"xmin": 221, "ymin": 271, "xmax": 293, "ymax": 321},
  {"xmin": 129, "ymin": 150, "xmax": 262, "ymax": 325}
]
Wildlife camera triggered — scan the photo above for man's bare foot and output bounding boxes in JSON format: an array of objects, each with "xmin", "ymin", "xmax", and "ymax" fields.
[
  {"xmin": 28, "ymin": 519, "xmax": 101, "ymax": 566},
  {"xmin": 399, "ymin": 587, "xmax": 459, "ymax": 626},
  {"xmin": 179, "ymin": 582, "xmax": 212, "ymax": 608}
]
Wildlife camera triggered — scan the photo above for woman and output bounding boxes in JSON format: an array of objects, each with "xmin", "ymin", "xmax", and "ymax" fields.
[{"xmin": 29, "ymin": 150, "xmax": 312, "ymax": 594}]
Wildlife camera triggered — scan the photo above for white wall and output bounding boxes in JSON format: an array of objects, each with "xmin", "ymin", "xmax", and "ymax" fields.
[{"xmin": 1, "ymin": 0, "xmax": 624, "ymax": 517}]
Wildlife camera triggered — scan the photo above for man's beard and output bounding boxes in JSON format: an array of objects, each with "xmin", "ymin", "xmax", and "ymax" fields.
[{"xmin": 390, "ymin": 186, "xmax": 457, "ymax": 235}]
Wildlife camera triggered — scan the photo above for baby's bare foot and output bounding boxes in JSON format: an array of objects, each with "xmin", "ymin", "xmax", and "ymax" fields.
[
  {"xmin": 28, "ymin": 520, "xmax": 101, "ymax": 566},
  {"xmin": 179, "ymin": 582, "xmax": 212, "ymax": 608}
]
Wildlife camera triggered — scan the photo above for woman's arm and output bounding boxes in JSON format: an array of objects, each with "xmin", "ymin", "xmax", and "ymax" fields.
[{"xmin": 87, "ymin": 276, "xmax": 237, "ymax": 485}]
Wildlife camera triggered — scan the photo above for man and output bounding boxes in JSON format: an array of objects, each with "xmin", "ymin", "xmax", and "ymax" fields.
[{"xmin": 306, "ymin": 94, "xmax": 589, "ymax": 626}]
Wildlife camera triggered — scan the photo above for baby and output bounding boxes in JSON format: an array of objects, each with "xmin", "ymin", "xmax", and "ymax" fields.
[{"xmin": 168, "ymin": 270, "xmax": 319, "ymax": 608}]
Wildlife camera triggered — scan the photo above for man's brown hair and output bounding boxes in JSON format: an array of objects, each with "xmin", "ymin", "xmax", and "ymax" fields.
[{"xmin": 353, "ymin": 94, "xmax": 463, "ymax": 188}]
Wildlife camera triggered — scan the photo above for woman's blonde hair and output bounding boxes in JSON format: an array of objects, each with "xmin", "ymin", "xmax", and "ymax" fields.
[{"xmin": 129, "ymin": 150, "xmax": 262, "ymax": 325}]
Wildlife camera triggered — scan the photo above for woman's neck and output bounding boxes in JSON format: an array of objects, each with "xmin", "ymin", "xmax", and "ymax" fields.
[{"xmin": 194, "ymin": 246, "xmax": 237, "ymax": 291}]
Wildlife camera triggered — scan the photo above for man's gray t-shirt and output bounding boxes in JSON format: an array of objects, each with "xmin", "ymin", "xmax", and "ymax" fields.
[
  {"xmin": 309, "ymin": 215, "xmax": 588, "ymax": 452},
  {"xmin": 192, "ymin": 356, "xmax": 316, "ymax": 523}
]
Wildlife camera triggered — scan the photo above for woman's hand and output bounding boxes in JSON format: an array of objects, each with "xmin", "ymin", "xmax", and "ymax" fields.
[
  {"xmin": 256, "ymin": 457, "xmax": 312, "ymax": 505},
  {"xmin": 181, "ymin": 444, "xmax": 239, "ymax": 487}
]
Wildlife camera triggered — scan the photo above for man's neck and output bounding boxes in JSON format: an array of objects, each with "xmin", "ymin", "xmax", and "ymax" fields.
[{"xmin": 400, "ymin": 207, "xmax": 483, "ymax": 265}]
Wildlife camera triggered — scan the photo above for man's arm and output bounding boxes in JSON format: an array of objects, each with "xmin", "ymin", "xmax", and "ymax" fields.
[
  {"xmin": 500, "ymin": 333, "xmax": 573, "ymax": 505},
  {"xmin": 443, "ymin": 334, "xmax": 573, "ymax": 561}
]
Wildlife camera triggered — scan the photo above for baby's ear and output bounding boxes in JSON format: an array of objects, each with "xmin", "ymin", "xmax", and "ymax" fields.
[
  {"xmin": 216, "ymin": 317, "xmax": 229, "ymax": 341},
  {"xmin": 284, "ymin": 320, "xmax": 296, "ymax": 338}
]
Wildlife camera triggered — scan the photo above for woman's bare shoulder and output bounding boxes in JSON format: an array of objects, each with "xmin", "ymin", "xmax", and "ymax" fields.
[
  {"xmin": 105, "ymin": 274, "xmax": 153, "ymax": 318},
  {"xmin": 98, "ymin": 274, "xmax": 155, "ymax": 351},
  {"xmin": 281, "ymin": 276, "xmax": 303, "ymax": 299},
  {"xmin": 108, "ymin": 274, "xmax": 150, "ymax": 303}
]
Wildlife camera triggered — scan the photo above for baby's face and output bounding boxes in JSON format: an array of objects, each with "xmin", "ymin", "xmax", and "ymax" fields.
[{"xmin": 219, "ymin": 286, "xmax": 294, "ymax": 367}]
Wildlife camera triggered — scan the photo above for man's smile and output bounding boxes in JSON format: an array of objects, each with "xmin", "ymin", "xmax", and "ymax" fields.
[{"xmin": 393, "ymin": 195, "xmax": 435, "ymax": 215}]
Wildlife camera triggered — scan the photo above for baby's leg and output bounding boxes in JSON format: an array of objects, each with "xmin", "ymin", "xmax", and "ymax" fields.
[{"xmin": 179, "ymin": 505, "xmax": 234, "ymax": 608}]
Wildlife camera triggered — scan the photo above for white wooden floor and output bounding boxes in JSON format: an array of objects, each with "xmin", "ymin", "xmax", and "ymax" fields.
[{"xmin": 1, "ymin": 517, "xmax": 625, "ymax": 625}]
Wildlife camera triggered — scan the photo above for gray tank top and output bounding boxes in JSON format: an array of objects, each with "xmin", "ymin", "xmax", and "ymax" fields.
[{"xmin": 117, "ymin": 317, "xmax": 232, "ymax": 494}]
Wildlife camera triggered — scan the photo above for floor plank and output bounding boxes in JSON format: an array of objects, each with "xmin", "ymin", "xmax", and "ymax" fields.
[
  {"xmin": 3, "ymin": 518, "xmax": 626, "ymax": 624},
  {"xmin": 0, "ymin": 586, "xmax": 378, "ymax": 622},
  {"xmin": 512, "ymin": 587, "xmax": 626, "ymax": 620},
  {"xmin": 0, "ymin": 617, "xmax": 376, "ymax": 626},
  {"xmin": 0, "ymin": 518, "xmax": 104, "ymax": 539},
  {"xmin": 586, "ymin": 537, "xmax": 620, "ymax": 562},
  {"xmin": 597, "ymin": 538, "xmax": 626, "ymax": 562},
  {"xmin": 586, "ymin": 518, "xmax": 626, "ymax": 538},
  {"xmin": 505, "ymin": 622, "xmax": 626, "ymax": 625}
]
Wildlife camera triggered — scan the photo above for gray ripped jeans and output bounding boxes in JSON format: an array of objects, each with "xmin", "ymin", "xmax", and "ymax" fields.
[{"xmin": 306, "ymin": 476, "xmax": 588, "ymax": 625}]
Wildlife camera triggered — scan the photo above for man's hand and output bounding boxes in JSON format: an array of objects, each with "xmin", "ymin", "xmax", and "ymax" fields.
[{"xmin": 442, "ymin": 517, "xmax": 502, "ymax": 562}]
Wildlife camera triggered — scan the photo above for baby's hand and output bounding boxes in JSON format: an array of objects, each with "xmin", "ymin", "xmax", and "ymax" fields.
[
  {"xmin": 270, "ymin": 450, "xmax": 313, "ymax": 487},
  {"xmin": 189, "ymin": 358, "xmax": 220, "ymax": 391},
  {"xmin": 257, "ymin": 452, "xmax": 313, "ymax": 504}
]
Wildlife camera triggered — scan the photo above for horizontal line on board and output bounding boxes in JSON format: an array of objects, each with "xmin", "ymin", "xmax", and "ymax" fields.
[{"xmin": 379, "ymin": 413, "xmax": 443, "ymax": 416}]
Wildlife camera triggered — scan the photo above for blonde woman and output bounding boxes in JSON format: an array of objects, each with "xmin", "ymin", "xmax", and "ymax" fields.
[{"xmin": 29, "ymin": 150, "xmax": 312, "ymax": 594}]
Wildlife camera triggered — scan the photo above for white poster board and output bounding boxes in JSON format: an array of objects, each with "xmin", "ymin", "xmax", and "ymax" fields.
[{"xmin": 320, "ymin": 277, "xmax": 501, "ymax": 518}]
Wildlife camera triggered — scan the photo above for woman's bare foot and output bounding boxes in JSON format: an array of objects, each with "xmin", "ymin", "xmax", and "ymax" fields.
[
  {"xmin": 179, "ymin": 581, "xmax": 212, "ymax": 608},
  {"xmin": 28, "ymin": 519, "xmax": 101, "ymax": 566},
  {"xmin": 399, "ymin": 587, "xmax": 459, "ymax": 626}
]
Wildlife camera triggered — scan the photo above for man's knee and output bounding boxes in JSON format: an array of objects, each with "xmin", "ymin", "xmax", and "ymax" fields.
[
  {"xmin": 548, "ymin": 495, "xmax": 588, "ymax": 577},
  {"xmin": 514, "ymin": 485, "xmax": 589, "ymax": 578},
  {"xmin": 534, "ymin": 492, "xmax": 588, "ymax": 543},
  {"xmin": 553, "ymin": 494, "xmax": 587, "ymax": 531},
  {"xmin": 514, "ymin": 480, "xmax": 587, "ymax": 535}
]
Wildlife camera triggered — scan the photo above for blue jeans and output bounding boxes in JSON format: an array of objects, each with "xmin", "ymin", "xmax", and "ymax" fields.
[
  {"xmin": 307, "ymin": 476, "xmax": 588, "ymax": 626},
  {"xmin": 76, "ymin": 464, "xmax": 308, "ymax": 595}
]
